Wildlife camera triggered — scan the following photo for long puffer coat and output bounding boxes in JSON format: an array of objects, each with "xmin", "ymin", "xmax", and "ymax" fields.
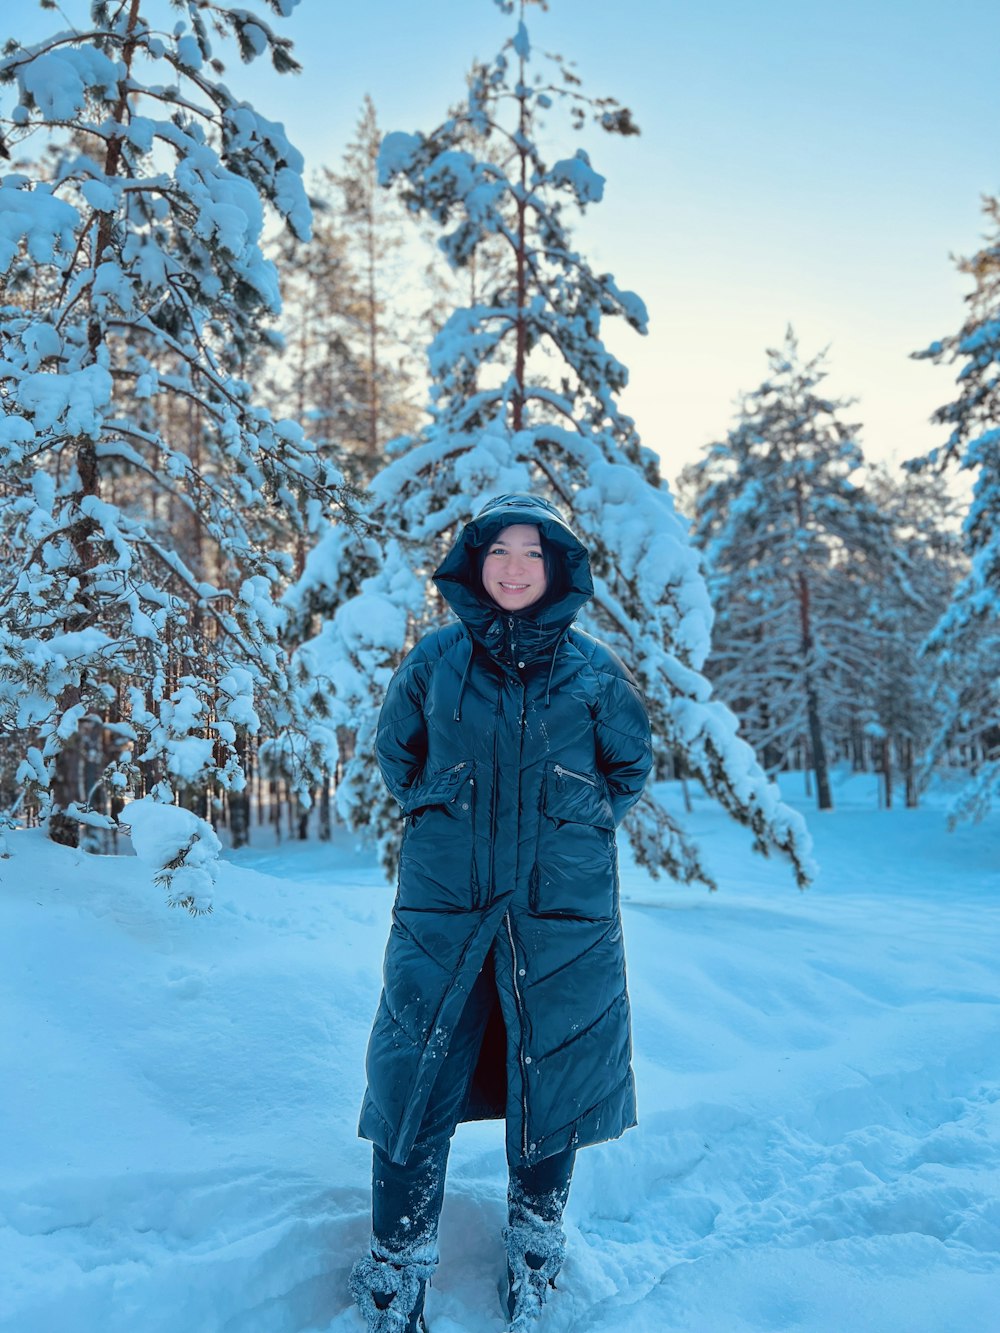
[{"xmin": 358, "ymin": 494, "xmax": 653, "ymax": 1168}]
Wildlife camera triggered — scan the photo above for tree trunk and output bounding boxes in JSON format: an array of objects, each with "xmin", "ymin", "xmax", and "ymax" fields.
[
  {"xmin": 851, "ymin": 717, "xmax": 866, "ymax": 772},
  {"xmin": 256, "ymin": 745, "xmax": 266, "ymax": 829},
  {"xmin": 365, "ymin": 179, "xmax": 379, "ymax": 472},
  {"xmin": 49, "ymin": 0, "xmax": 144, "ymax": 848},
  {"xmin": 903, "ymin": 736, "xmax": 919, "ymax": 809},
  {"xmin": 318, "ymin": 770, "xmax": 332, "ymax": 842},
  {"xmin": 49, "ymin": 437, "xmax": 103, "ymax": 847},
  {"xmin": 228, "ymin": 734, "xmax": 251, "ymax": 848},
  {"xmin": 511, "ymin": 55, "xmax": 528, "ymax": 430},
  {"xmin": 80, "ymin": 723, "xmax": 105, "ymax": 852},
  {"xmin": 229, "ymin": 789, "xmax": 250, "ymax": 848},
  {"xmin": 49, "ymin": 695, "xmax": 85, "ymax": 846},
  {"xmin": 803, "ymin": 677, "xmax": 832, "ymax": 810},
  {"xmin": 796, "ymin": 568, "xmax": 832, "ymax": 810},
  {"xmin": 270, "ymin": 779, "xmax": 282, "ymax": 842}
]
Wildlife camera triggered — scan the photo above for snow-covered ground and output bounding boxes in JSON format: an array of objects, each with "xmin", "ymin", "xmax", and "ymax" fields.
[{"xmin": 2, "ymin": 773, "xmax": 998, "ymax": 1333}]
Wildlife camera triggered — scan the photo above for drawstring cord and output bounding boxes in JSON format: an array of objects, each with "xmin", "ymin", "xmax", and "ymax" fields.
[
  {"xmin": 454, "ymin": 625, "xmax": 565, "ymax": 717},
  {"xmin": 544, "ymin": 628, "xmax": 568, "ymax": 708},
  {"xmin": 453, "ymin": 636, "xmax": 475, "ymax": 721}
]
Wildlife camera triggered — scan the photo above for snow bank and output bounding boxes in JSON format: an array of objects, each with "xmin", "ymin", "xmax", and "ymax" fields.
[{"xmin": 1, "ymin": 776, "xmax": 997, "ymax": 1332}]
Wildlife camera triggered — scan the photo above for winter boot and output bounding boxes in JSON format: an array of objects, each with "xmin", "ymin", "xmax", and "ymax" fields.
[
  {"xmin": 499, "ymin": 1220, "xmax": 567, "ymax": 1330},
  {"xmin": 349, "ymin": 1242, "xmax": 435, "ymax": 1333}
]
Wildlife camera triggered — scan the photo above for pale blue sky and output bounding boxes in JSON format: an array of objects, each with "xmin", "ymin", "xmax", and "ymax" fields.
[{"xmin": 11, "ymin": 0, "xmax": 1000, "ymax": 480}]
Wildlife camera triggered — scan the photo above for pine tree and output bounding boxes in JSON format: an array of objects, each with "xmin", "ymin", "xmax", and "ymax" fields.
[
  {"xmin": 683, "ymin": 330, "xmax": 898, "ymax": 811},
  {"xmin": 263, "ymin": 104, "xmax": 423, "ymax": 502},
  {"xmin": 862, "ymin": 466, "xmax": 961, "ymax": 808},
  {"xmin": 263, "ymin": 182, "xmax": 370, "ymax": 550},
  {"xmin": 912, "ymin": 193, "xmax": 1000, "ymax": 822},
  {"xmin": 292, "ymin": 1, "xmax": 813, "ymax": 887},
  {"xmin": 417, "ymin": 95, "xmax": 511, "ymax": 348},
  {"xmin": 0, "ymin": 1, "xmax": 356, "ymax": 851},
  {"xmin": 333, "ymin": 96, "xmax": 422, "ymax": 480},
  {"xmin": 260, "ymin": 112, "xmax": 426, "ymax": 837}
]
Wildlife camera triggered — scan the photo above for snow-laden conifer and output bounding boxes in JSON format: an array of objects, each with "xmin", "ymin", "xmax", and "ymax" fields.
[
  {"xmin": 684, "ymin": 330, "xmax": 900, "ymax": 811},
  {"xmin": 861, "ymin": 466, "xmax": 961, "ymax": 807},
  {"xmin": 334, "ymin": 96, "xmax": 423, "ymax": 479},
  {"xmin": 0, "ymin": 2, "xmax": 356, "ymax": 847},
  {"xmin": 264, "ymin": 98, "xmax": 422, "ymax": 498},
  {"xmin": 290, "ymin": 1, "xmax": 813, "ymax": 887},
  {"xmin": 912, "ymin": 194, "xmax": 1000, "ymax": 822}
]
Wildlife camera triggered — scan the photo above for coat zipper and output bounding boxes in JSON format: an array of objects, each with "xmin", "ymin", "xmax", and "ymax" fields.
[
  {"xmin": 487, "ymin": 686, "xmax": 502, "ymax": 903},
  {"xmin": 505, "ymin": 910, "xmax": 530, "ymax": 1159},
  {"xmin": 463, "ymin": 765, "xmax": 476, "ymax": 906},
  {"xmin": 554, "ymin": 763, "xmax": 597, "ymax": 787}
]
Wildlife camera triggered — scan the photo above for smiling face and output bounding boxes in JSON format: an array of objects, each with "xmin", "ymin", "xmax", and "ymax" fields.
[{"xmin": 481, "ymin": 523, "xmax": 548, "ymax": 612}]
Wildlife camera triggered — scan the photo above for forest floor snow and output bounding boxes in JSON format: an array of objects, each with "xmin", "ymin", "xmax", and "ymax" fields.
[{"xmin": 1, "ymin": 772, "xmax": 998, "ymax": 1333}]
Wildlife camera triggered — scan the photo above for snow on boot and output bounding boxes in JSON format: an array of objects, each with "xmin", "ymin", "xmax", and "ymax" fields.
[
  {"xmin": 348, "ymin": 1245, "xmax": 434, "ymax": 1333},
  {"xmin": 500, "ymin": 1220, "xmax": 567, "ymax": 1330}
]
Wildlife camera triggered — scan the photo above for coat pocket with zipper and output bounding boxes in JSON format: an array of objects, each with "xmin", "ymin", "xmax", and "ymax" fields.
[
  {"xmin": 530, "ymin": 760, "xmax": 617, "ymax": 918},
  {"xmin": 545, "ymin": 763, "xmax": 616, "ymax": 830},
  {"xmin": 398, "ymin": 761, "xmax": 480, "ymax": 910},
  {"xmin": 402, "ymin": 760, "xmax": 474, "ymax": 819}
]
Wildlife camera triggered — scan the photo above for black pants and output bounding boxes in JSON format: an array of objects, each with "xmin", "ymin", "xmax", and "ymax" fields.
[{"xmin": 372, "ymin": 948, "xmax": 576, "ymax": 1260}]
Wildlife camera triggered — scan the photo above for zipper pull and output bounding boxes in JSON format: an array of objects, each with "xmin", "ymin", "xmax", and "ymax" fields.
[{"xmin": 506, "ymin": 615, "xmax": 517, "ymax": 662}]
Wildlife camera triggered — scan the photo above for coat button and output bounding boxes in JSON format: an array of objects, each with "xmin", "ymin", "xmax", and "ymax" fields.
[
  {"xmin": 530, "ymin": 1142, "xmax": 537, "ymax": 1151},
  {"xmin": 461, "ymin": 802, "xmax": 469, "ymax": 810},
  {"xmin": 517, "ymin": 660, "xmax": 525, "ymax": 668},
  {"xmin": 518, "ymin": 967, "xmax": 526, "ymax": 977},
  {"xmin": 524, "ymin": 1056, "xmax": 532, "ymax": 1065}
]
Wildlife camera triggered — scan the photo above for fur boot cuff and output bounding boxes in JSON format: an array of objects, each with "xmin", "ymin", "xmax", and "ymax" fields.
[
  {"xmin": 348, "ymin": 1246, "xmax": 436, "ymax": 1333},
  {"xmin": 502, "ymin": 1220, "xmax": 567, "ymax": 1329}
]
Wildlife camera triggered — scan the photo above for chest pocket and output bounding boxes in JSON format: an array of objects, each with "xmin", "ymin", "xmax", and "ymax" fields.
[{"xmin": 531, "ymin": 762, "xmax": 617, "ymax": 918}]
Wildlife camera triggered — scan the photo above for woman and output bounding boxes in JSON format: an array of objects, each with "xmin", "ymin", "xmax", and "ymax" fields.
[{"xmin": 350, "ymin": 494, "xmax": 652, "ymax": 1332}]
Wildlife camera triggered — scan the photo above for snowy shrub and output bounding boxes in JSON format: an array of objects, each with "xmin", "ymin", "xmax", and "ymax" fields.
[{"xmin": 124, "ymin": 796, "xmax": 222, "ymax": 915}]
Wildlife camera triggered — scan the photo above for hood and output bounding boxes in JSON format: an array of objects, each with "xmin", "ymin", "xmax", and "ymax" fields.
[{"xmin": 433, "ymin": 493, "xmax": 593, "ymax": 657}]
